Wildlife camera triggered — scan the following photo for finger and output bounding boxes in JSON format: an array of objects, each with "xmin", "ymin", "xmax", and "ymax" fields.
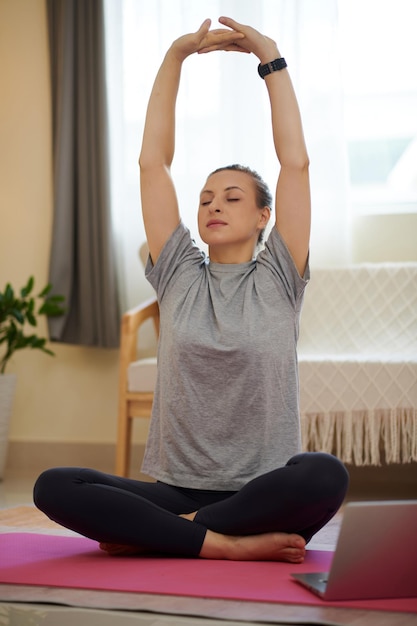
[
  {"xmin": 198, "ymin": 44, "xmax": 250, "ymax": 55},
  {"xmin": 206, "ymin": 29, "xmax": 245, "ymax": 41},
  {"xmin": 218, "ymin": 16, "xmax": 245, "ymax": 31},
  {"xmin": 208, "ymin": 28, "xmax": 243, "ymax": 36},
  {"xmin": 195, "ymin": 18, "xmax": 211, "ymax": 43},
  {"xmin": 225, "ymin": 44, "xmax": 250, "ymax": 53},
  {"xmin": 197, "ymin": 18, "xmax": 212, "ymax": 34},
  {"xmin": 198, "ymin": 30, "xmax": 245, "ymax": 52}
]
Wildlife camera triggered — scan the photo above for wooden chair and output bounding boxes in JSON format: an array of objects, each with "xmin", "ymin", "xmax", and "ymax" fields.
[{"xmin": 115, "ymin": 245, "xmax": 160, "ymax": 477}]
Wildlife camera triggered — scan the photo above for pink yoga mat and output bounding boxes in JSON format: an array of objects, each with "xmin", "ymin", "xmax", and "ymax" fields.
[{"xmin": 1, "ymin": 533, "xmax": 416, "ymax": 612}]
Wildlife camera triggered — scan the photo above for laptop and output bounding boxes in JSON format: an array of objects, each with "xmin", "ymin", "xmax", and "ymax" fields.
[{"xmin": 291, "ymin": 500, "xmax": 417, "ymax": 601}]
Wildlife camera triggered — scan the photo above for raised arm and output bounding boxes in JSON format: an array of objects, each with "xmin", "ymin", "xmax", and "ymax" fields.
[
  {"xmin": 139, "ymin": 20, "xmax": 245, "ymax": 264},
  {"xmin": 213, "ymin": 18, "xmax": 311, "ymax": 276}
]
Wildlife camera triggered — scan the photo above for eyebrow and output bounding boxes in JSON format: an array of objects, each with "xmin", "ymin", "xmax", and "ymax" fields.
[{"xmin": 200, "ymin": 185, "xmax": 245, "ymax": 196}]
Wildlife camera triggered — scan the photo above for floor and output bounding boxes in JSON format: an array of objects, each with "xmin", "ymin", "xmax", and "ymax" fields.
[
  {"xmin": 1, "ymin": 467, "xmax": 417, "ymax": 626},
  {"xmin": 0, "ymin": 471, "xmax": 37, "ymax": 509}
]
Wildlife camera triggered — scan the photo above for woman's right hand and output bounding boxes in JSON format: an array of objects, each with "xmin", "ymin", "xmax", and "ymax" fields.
[
  {"xmin": 213, "ymin": 17, "xmax": 280, "ymax": 63},
  {"xmin": 170, "ymin": 18, "xmax": 246, "ymax": 62}
]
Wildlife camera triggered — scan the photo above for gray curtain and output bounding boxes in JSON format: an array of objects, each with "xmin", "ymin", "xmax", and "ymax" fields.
[{"xmin": 47, "ymin": 0, "xmax": 120, "ymax": 347}]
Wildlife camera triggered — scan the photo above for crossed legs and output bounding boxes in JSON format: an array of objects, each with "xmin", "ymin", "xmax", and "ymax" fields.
[{"xmin": 34, "ymin": 452, "xmax": 349, "ymax": 562}]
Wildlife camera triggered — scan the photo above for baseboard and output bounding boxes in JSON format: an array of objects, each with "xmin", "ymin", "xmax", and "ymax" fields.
[
  {"xmin": 345, "ymin": 462, "xmax": 417, "ymax": 499},
  {"xmin": 5, "ymin": 441, "xmax": 149, "ymax": 481}
]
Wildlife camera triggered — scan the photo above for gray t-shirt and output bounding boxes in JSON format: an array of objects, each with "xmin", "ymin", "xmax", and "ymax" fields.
[{"xmin": 143, "ymin": 221, "xmax": 309, "ymax": 490}]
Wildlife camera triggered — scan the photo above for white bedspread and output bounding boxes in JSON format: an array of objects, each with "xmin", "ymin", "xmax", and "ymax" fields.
[{"xmin": 298, "ymin": 264, "xmax": 417, "ymax": 465}]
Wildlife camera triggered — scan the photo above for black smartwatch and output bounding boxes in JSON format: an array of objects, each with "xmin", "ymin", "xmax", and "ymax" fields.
[{"xmin": 257, "ymin": 57, "xmax": 287, "ymax": 79}]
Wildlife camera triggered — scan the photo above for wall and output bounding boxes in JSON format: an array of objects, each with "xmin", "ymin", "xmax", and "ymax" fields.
[
  {"xmin": 0, "ymin": 0, "xmax": 149, "ymax": 471},
  {"xmin": 1, "ymin": 0, "xmax": 415, "ymax": 473},
  {"xmin": 351, "ymin": 213, "xmax": 417, "ymax": 263}
]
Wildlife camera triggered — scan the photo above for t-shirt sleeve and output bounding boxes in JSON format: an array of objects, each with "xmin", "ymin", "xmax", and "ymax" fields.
[
  {"xmin": 257, "ymin": 226, "xmax": 310, "ymax": 309},
  {"xmin": 145, "ymin": 221, "xmax": 206, "ymax": 302}
]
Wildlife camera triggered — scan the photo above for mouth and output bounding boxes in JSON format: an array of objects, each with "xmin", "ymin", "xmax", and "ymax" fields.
[{"xmin": 206, "ymin": 219, "xmax": 227, "ymax": 228}]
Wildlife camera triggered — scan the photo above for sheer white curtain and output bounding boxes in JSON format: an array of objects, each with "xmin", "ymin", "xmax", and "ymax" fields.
[{"xmin": 105, "ymin": 0, "xmax": 349, "ymax": 312}]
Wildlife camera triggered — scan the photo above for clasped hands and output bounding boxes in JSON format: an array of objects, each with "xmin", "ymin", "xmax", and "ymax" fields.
[{"xmin": 171, "ymin": 16, "xmax": 279, "ymax": 64}]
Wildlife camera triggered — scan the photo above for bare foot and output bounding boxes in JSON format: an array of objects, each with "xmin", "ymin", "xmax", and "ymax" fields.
[
  {"xmin": 99, "ymin": 542, "xmax": 149, "ymax": 557},
  {"xmin": 181, "ymin": 511, "xmax": 306, "ymax": 562},
  {"xmin": 180, "ymin": 512, "xmax": 197, "ymax": 521},
  {"xmin": 199, "ymin": 529, "xmax": 306, "ymax": 563},
  {"xmin": 100, "ymin": 515, "xmax": 306, "ymax": 562}
]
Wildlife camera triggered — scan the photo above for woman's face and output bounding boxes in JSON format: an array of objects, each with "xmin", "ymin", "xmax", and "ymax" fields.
[{"xmin": 197, "ymin": 170, "xmax": 270, "ymax": 260}]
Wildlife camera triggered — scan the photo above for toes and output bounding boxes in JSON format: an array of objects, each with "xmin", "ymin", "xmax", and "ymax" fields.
[
  {"xmin": 281, "ymin": 547, "xmax": 305, "ymax": 563},
  {"xmin": 289, "ymin": 534, "xmax": 306, "ymax": 549}
]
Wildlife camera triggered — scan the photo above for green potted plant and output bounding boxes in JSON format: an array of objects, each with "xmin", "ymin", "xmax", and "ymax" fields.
[{"xmin": 0, "ymin": 276, "xmax": 65, "ymax": 478}]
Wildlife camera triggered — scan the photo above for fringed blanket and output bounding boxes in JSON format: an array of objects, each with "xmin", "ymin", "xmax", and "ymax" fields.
[{"xmin": 301, "ymin": 407, "xmax": 417, "ymax": 465}]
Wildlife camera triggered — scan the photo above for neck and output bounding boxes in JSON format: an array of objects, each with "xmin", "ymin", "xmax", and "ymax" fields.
[{"xmin": 208, "ymin": 241, "xmax": 256, "ymax": 264}]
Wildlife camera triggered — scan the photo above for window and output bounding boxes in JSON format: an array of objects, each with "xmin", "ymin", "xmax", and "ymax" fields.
[
  {"xmin": 339, "ymin": 0, "xmax": 417, "ymax": 215},
  {"xmin": 104, "ymin": 0, "xmax": 416, "ymax": 302}
]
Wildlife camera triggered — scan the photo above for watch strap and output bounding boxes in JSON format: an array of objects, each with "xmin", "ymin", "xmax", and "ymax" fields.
[{"xmin": 258, "ymin": 57, "xmax": 287, "ymax": 79}]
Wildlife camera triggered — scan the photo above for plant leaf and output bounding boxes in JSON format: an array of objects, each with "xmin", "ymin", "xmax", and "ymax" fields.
[
  {"xmin": 26, "ymin": 311, "xmax": 37, "ymax": 326},
  {"xmin": 10, "ymin": 309, "xmax": 25, "ymax": 324},
  {"xmin": 0, "ymin": 276, "xmax": 65, "ymax": 373},
  {"xmin": 38, "ymin": 283, "xmax": 52, "ymax": 297},
  {"xmin": 5, "ymin": 284, "xmax": 14, "ymax": 301},
  {"xmin": 38, "ymin": 301, "xmax": 66, "ymax": 316},
  {"xmin": 21, "ymin": 276, "xmax": 34, "ymax": 298}
]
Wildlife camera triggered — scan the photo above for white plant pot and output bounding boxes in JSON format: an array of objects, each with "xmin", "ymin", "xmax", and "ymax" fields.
[{"xmin": 0, "ymin": 373, "xmax": 17, "ymax": 480}]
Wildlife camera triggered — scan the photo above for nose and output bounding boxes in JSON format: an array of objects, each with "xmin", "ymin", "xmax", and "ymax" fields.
[{"xmin": 209, "ymin": 201, "xmax": 221, "ymax": 213}]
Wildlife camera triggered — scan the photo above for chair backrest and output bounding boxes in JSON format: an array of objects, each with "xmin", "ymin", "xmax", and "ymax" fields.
[{"xmin": 139, "ymin": 241, "xmax": 149, "ymax": 268}]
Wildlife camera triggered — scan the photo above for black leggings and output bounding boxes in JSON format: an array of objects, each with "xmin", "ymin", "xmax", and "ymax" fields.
[{"xmin": 33, "ymin": 452, "xmax": 349, "ymax": 557}]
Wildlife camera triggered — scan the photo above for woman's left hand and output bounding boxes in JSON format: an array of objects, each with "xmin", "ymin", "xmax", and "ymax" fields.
[{"xmin": 197, "ymin": 26, "xmax": 249, "ymax": 54}]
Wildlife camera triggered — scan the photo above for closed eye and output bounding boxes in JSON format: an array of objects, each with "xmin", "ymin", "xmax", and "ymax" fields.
[{"xmin": 227, "ymin": 198, "xmax": 240, "ymax": 202}]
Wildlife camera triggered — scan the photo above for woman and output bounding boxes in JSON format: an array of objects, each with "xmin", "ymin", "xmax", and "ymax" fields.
[{"xmin": 34, "ymin": 17, "xmax": 348, "ymax": 563}]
